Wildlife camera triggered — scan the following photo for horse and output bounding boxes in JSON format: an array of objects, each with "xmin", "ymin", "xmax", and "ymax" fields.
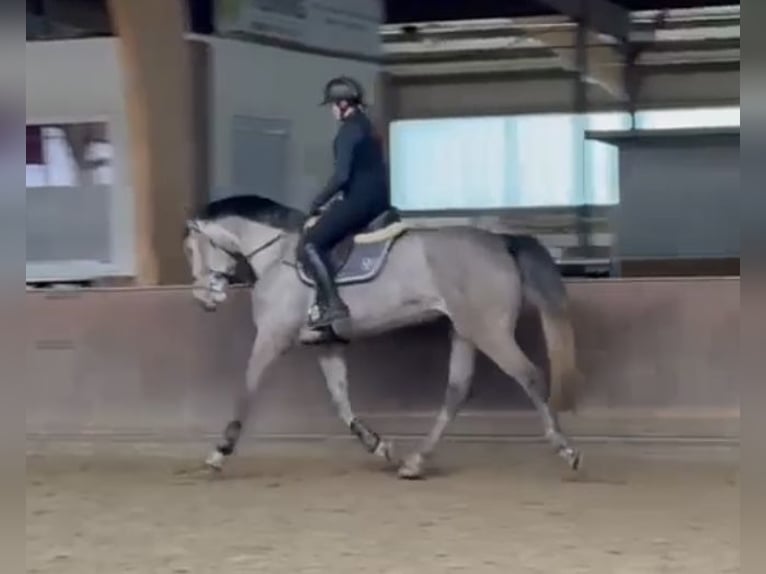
[{"xmin": 183, "ymin": 194, "xmax": 583, "ymax": 479}]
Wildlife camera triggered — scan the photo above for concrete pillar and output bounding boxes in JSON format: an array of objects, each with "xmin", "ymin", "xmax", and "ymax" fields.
[
  {"xmin": 373, "ymin": 71, "xmax": 397, "ymax": 161},
  {"xmin": 108, "ymin": 0, "xmax": 194, "ymax": 284}
]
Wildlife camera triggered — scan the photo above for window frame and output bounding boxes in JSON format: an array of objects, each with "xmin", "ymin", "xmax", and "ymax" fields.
[{"xmin": 25, "ymin": 114, "xmax": 132, "ymax": 283}]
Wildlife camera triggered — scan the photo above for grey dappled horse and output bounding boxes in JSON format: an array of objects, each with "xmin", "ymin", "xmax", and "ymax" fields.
[{"xmin": 184, "ymin": 195, "xmax": 582, "ymax": 479}]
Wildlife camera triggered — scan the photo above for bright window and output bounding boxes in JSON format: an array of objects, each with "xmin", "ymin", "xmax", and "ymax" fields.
[
  {"xmin": 25, "ymin": 122, "xmax": 115, "ymax": 188},
  {"xmin": 390, "ymin": 106, "xmax": 739, "ymax": 211},
  {"xmin": 389, "ymin": 117, "xmax": 509, "ymax": 210},
  {"xmin": 636, "ymin": 106, "xmax": 740, "ymax": 130}
]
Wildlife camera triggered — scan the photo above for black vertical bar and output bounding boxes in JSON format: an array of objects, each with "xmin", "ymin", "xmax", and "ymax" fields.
[
  {"xmin": 187, "ymin": 0, "xmax": 214, "ymax": 35},
  {"xmin": 27, "ymin": 0, "xmax": 45, "ymax": 16},
  {"xmin": 626, "ymin": 44, "xmax": 639, "ymax": 130},
  {"xmin": 574, "ymin": 0, "xmax": 591, "ymax": 260}
]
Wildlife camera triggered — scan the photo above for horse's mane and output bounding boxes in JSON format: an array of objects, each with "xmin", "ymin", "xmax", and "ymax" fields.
[{"xmin": 190, "ymin": 194, "xmax": 307, "ymax": 233}]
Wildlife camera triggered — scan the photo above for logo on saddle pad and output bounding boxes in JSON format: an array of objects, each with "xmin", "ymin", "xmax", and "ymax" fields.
[{"xmin": 360, "ymin": 257, "xmax": 375, "ymax": 272}]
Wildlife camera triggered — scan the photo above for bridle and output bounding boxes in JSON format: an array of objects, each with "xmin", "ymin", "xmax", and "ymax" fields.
[
  {"xmin": 187, "ymin": 220, "xmax": 285, "ymax": 289},
  {"xmin": 241, "ymin": 232, "xmax": 284, "ymax": 262}
]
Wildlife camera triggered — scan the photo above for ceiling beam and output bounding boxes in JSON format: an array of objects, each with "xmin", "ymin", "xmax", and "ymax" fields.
[
  {"xmin": 533, "ymin": 1, "xmax": 633, "ymax": 100},
  {"xmin": 526, "ymin": 28, "xmax": 627, "ymax": 98},
  {"xmin": 526, "ymin": 0, "xmax": 631, "ymax": 43}
]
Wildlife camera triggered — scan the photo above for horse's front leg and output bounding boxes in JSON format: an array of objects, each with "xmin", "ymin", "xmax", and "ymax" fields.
[
  {"xmin": 205, "ymin": 321, "xmax": 295, "ymax": 471},
  {"xmin": 318, "ymin": 345, "xmax": 396, "ymax": 464}
]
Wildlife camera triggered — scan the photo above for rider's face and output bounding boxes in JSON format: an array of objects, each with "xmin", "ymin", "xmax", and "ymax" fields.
[{"xmin": 331, "ymin": 103, "xmax": 342, "ymax": 120}]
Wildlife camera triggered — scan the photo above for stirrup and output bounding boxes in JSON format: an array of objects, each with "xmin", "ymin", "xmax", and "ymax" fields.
[
  {"xmin": 299, "ymin": 324, "xmax": 349, "ymax": 346},
  {"xmin": 307, "ymin": 301, "xmax": 349, "ymax": 329}
]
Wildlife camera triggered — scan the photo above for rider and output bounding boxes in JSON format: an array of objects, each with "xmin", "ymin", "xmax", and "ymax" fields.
[{"xmin": 300, "ymin": 75, "xmax": 390, "ymax": 329}]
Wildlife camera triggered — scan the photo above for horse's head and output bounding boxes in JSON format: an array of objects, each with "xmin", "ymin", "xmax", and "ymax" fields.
[
  {"xmin": 184, "ymin": 195, "xmax": 306, "ymax": 310},
  {"xmin": 184, "ymin": 219, "xmax": 243, "ymax": 311}
]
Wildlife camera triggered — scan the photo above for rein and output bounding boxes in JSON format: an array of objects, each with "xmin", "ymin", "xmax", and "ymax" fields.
[
  {"xmin": 188, "ymin": 220, "xmax": 286, "ymax": 281},
  {"xmin": 242, "ymin": 232, "xmax": 284, "ymax": 262}
]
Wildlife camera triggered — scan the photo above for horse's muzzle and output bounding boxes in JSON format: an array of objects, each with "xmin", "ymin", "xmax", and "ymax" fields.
[{"xmin": 193, "ymin": 275, "xmax": 228, "ymax": 311}]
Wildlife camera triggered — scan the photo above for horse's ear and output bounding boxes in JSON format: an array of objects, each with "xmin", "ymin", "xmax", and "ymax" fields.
[{"xmin": 182, "ymin": 220, "xmax": 196, "ymax": 240}]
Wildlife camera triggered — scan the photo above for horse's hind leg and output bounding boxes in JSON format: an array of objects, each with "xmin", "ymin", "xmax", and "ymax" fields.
[
  {"xmin": 318, "ymin": 345, "xmax": 395, "ymax": 464},
  {"xmin": 399, "ymin": 331, "xmax": 476, "ymax": 479},
  {"xmin": 475, "ymin": 329, "xmax": 581, "ymax": 471}
]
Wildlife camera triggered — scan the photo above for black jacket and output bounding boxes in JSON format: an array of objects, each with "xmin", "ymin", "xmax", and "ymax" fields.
[{"xmin": 312, "ymin": 110, "xmax": 389, "ymax": 211}]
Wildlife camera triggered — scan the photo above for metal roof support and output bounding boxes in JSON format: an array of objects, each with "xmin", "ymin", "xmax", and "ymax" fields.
[
  {"xmin": 525, "ymin": 27, "xmax": 628, "ymax": 98},
  {"xmin": 624, "ymin": 9, "xmax": 671, "ymax": 129},
  {"xmin": 573, "ymin": 1, "xmax": 592, "ymax": 260},
  {"xmin": 535, "ymin": 1, "xmax": 636, "ymax": 267},
  {"xmin": 533, "ymin": 0, "xmax": 644, "ymax": 121},
  {"xmin": 536, "ymin": 0, "xmax": 632, "ymax": 265},
  {"xmin": 529, "ymin": 0, "xmax": 632, "ymax": 99},
  {"xmin": 537, "ymin": 0, "xmax": 630, "ymax": 44}
]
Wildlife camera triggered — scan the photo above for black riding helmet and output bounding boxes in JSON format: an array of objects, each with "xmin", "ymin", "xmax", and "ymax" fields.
[{"xmin": 321, "ymin": 76, "xmax": 365, "ymax": 106}]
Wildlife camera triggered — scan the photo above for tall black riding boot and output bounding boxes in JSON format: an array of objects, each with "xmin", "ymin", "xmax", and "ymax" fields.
[{"xmin": 303, "ymin": 244, "xmax": 350, "ymax": 328}]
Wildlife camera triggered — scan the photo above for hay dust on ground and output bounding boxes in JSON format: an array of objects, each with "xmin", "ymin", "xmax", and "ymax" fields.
[{"xmin": 27, "ymin": 440, "xmax": 738, "ymax": 574}]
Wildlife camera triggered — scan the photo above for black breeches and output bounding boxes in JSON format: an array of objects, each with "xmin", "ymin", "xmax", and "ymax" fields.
[{"xmin": 300, "ymin": 197, "xmax": 386, "ymax": 266}]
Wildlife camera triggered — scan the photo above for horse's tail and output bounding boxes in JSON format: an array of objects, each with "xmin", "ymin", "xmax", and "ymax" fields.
[{"xmin": 503, "ymin": 235, "xmax": 580, "ymax": 412}]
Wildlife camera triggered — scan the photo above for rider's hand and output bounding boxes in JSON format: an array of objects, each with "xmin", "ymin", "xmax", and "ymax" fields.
[{"xmin": 309, "ymin": 197, "xmax": 325, "ymax": 216}]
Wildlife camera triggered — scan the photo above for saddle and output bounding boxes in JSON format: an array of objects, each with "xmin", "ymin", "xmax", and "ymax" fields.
[{"xmin": 297, "ymin": 208, "xmax": 408, "ymax": 286}]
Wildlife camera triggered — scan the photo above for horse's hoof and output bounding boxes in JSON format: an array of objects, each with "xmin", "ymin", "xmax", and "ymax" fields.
[
  {"xmin": 205, "ymin": 450, "xmax": 225, "ymax": 472},
  {"xmin": 571, "ymin": 451, "xmax": 583, "ymax": 471},
  {"xmin": 375, "ymin": 440, "xmax": 397, "ymax": 465},
  {"xmin": 398, "ymin": 453, "xmax": 426, "ymax": 480},
  {"xmin": 560, "ymin": 447, "xmax": 582, "ymax": 471}
]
